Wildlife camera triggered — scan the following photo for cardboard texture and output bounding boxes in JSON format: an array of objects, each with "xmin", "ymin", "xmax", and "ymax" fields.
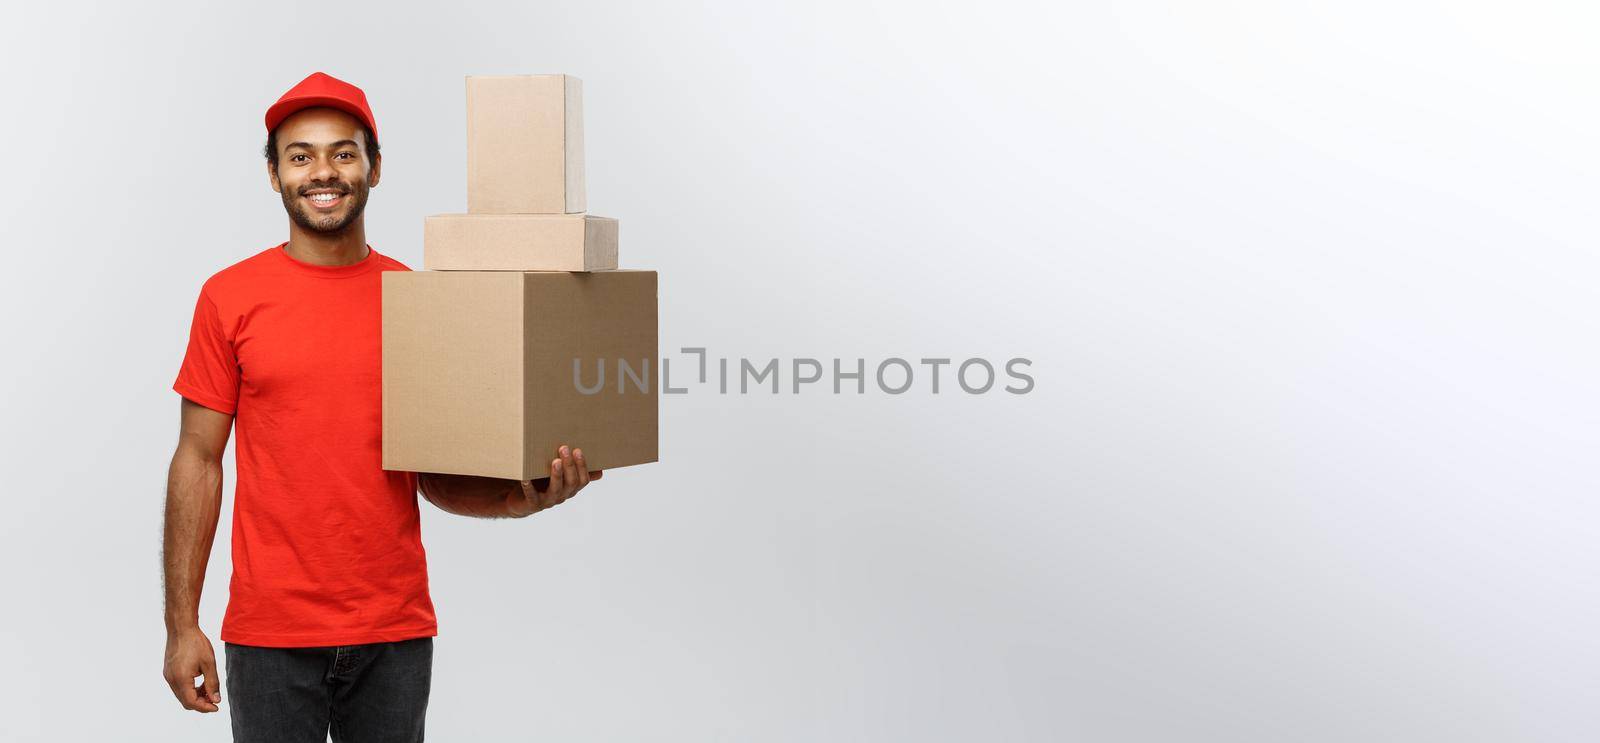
[
  {"xmin": 467, "ymin": 74, "xmax": 586, "ymax": 214},
  {"xmin": 382, "ymin": 270, "xmax": 658, "ymax": 480},
  {"xmin": 424, "ymin": 213, "xmax": 618, "ymax": 271}
]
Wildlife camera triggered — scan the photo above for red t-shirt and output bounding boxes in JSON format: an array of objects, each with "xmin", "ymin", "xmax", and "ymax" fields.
[{"xmin": 173, "ymin": 242, "xmax": 437, "ymax": 647}]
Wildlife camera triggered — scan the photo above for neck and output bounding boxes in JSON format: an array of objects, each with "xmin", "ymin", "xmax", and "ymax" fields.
[{"xmin": 285, "ymin": 217, "xmax": 369, "ymax": 266}]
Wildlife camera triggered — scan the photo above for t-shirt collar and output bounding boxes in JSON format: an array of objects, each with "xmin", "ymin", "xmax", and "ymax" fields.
[{"xmin": 273, "ymin": 241, "xmax": 382, "ymax": 278}]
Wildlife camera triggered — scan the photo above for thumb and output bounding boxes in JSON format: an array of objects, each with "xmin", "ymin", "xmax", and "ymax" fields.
[{"xmin": 201, "ymin": 654, "xmax": 221, "ymax": 703}]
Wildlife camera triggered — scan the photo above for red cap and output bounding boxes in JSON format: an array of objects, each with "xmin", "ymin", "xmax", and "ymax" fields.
[{"xmin": 264, "ymin": 72, "xmax": 378, "ymax": 145}]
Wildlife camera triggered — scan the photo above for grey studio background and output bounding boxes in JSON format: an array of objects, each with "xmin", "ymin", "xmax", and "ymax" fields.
[{"xmin": 1, "ymin": 1, "xmax": 1596, "ymax": 741}]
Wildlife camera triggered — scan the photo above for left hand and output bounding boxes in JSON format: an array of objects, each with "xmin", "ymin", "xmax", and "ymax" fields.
[{"xmin": 511, "ymin": 445, "xmax": 602, "ymax": 518}]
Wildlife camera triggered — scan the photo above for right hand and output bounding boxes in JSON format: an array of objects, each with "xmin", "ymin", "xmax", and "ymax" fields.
[
  {"xmin": 512, "ymin": 445, "xmax": 602, "ymax": 518},
  {"xmin": 164, "ymin": 626, "xmax": 222, "ymax": 713}
]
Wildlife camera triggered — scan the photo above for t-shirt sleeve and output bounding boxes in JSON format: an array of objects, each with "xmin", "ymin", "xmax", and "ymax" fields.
[{"xmin": 173, "ymin": 286, "xmax": 240, "ymax": 415}]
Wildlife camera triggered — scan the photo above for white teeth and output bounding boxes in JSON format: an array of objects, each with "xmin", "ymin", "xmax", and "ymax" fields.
[{"xmin": 309, "ymin": 193, "xmax": 338, "ymax": 202}]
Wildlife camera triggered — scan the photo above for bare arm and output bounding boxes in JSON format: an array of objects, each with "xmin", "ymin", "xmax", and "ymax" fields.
[
  {"xmin": 418, "ymin": 445, "xmax": 603, "ymax": 519},
  {"xmin": 162, "ymin": 398, "xmax": 232, "ymax": 713},
  {"xmin": 417, "ymin": 472, "xmax": 525, "ymax": 519}
]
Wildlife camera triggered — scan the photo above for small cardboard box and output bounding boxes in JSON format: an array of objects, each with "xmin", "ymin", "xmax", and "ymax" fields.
[
  {"xmin": 382, "ymin": 270, "xmax": 658, "ymax": 480},
  {"xmin": 424, "ymin": 213, "xmax": 618, "ymax": 272},
  {"xmin": 467, "ymin": 74, "xmax": 586, "ymax": 214}
]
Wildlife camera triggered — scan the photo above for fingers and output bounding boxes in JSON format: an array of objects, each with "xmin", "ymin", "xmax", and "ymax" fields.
[
  {"xmin": 525, "ymin": 445, "xmax": 599, "ymax": 516},
  {"xmin": 573, "ymin": 448, "xmax": 590, "ymax": 487},
  {"xmin": 513, "ymin": 478, "xmax": 545, "ymax": 518},
  {"xmin": 170, "ymin": 667, "xmax": 218, "ymax": 713},
  {"xmin": 547, "ymin": 456, "xmax": 565, "ymax": 505},
  {"xmin": 562, "ymin": 446, "xmax": 601, "ymax": 496},
  {"xmin": 201, "ymin": 654, "xmax": 222, "ymax": 706},
  {"xmin": 192, "ymin": 678, "xmax": 219, "ymax": 712},
  {"xmin": 169, "ymin": 674, "xmax": 198, "ymax": 709},
  {"xmin": 559, "ymin": 446, "xmax": 580, "ymax": 496}
]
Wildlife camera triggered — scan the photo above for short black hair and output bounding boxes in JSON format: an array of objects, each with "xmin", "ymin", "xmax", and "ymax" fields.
[{"xmin": 263, "ymin": 120, "xmax": 380, "ymax": 170}]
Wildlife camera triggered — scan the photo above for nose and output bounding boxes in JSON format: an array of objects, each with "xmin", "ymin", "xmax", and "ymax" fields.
[{"xmin": 307, "ymin": 154, "xmax": 339, "ymax": 187}]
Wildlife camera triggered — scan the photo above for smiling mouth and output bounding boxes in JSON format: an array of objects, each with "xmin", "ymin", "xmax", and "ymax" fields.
[{"xmin": 303, "ymin": 191, "xmax": 346, "ymax": 209}]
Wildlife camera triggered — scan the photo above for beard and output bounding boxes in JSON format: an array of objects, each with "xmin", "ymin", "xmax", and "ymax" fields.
[{"xmin": 281, "ymin": 178, "xmax": 370, "ymax": 235}]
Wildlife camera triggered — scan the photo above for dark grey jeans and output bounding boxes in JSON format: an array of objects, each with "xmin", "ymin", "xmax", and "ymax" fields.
[{"xmin": 224, "ymin": 637, "xmax": 433, "ymax": 742}]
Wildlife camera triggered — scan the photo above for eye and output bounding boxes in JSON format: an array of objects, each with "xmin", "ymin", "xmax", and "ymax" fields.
[
  {"xmin": 337, "ymin": 152, "xmax": 355, "ymax": 160},
  {"xmin": 290, "ymin": 154, "xmax": 308, "ymax": 163}
]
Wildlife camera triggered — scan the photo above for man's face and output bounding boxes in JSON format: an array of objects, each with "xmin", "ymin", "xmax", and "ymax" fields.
[{"xmin": 268, "ymin": 107, "xmax": 380, "ymax": 234}]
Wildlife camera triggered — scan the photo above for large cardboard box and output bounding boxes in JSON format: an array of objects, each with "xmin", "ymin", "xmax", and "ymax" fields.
[
  {"xmin": 382, "ymin": 270, "xmax": 657, "ymax": 480},
  {"xmin": 467, "ymin": 74, "xmax": 586, "ymax": 214},
  {"xmin": 424, "ymin": 213, "xmax": 618, "ymax": 271}
]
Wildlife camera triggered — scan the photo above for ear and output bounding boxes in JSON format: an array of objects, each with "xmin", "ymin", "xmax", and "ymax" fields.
[
  {"xmin": 368, "ymin": 152, "xmax": 381, "ymax": 188},
  {"xmin": 267, "ymin": 159, "xmax": 281, "ymax": 194}
]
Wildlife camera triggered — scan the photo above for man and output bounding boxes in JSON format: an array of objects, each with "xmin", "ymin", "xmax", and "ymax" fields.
[{"xmin": 161, "ymin": 71, "xmax": 602, "ymax": 742}]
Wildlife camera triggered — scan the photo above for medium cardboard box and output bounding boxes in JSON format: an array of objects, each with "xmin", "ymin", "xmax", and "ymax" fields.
[
  {"xmin": 424, "ymin": 213, "xmax": 618, "ymax": 271},
  {"xmin": 467, "ymin": 74, "xmax": 586, "ymax": 214},
  {"xmin": 382, "ymin": 270, "xmax": 658, "ymax": 480}
]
